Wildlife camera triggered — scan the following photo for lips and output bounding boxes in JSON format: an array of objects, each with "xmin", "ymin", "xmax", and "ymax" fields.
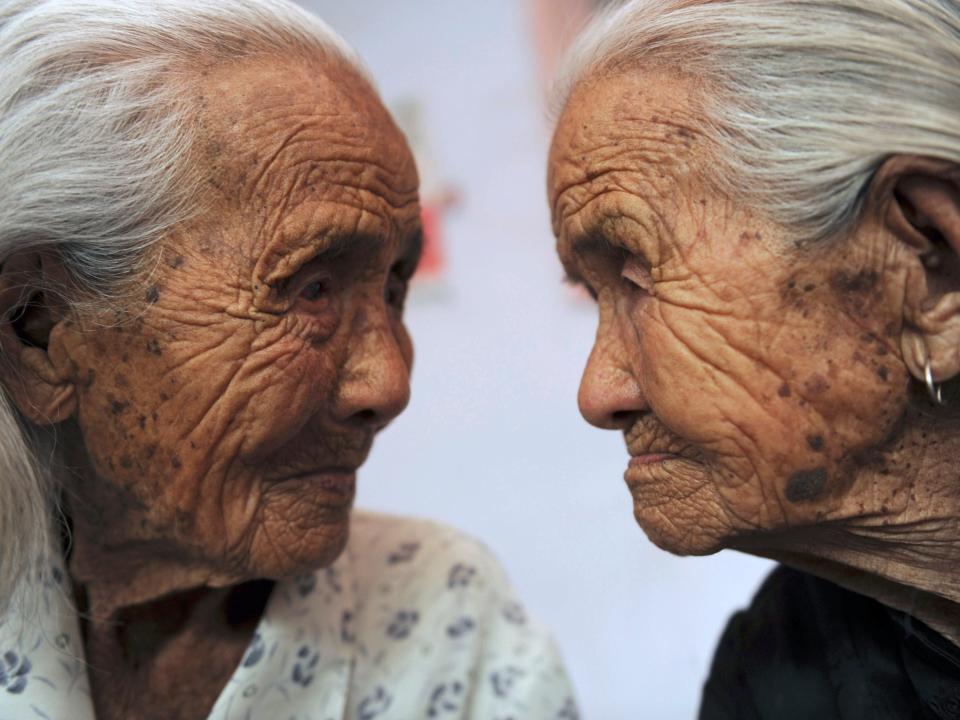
[
  {"xmin": 274, "ymin": 469, "xmax": 357, "ymax": 505},
  {"xmin": 628, "ymin": 453, "xmax": 677, "ymax": 467}
]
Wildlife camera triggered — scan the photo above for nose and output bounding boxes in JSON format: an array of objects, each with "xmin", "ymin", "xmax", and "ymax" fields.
[
  {"xmin": 577, "ymin": 327, "xmax": 646, "ymax": 430},
  {"xmin": 334, "ymin": 314, "xmax": 411, "ymax": 431}
]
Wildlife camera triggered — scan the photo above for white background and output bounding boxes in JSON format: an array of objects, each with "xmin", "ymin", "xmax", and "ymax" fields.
[{"xmin": 302, "ymin": 2, "xmax": 774, "ymax": 717}]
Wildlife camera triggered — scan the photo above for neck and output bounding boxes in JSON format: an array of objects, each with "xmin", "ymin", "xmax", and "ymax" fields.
[{"xmin": 734, "ymin": 406, "xmax": 960, "ymax": 645}]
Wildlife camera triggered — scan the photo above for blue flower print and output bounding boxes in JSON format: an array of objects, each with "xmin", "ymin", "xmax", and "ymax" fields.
[
  {"xmin": 292, "ymin": 645, "xmax": 319, "ymax": 688},
  {"xmin": 0, "ymin": 651, "xmax": 32, "ymax": 694},
  {"xmin": 556, "ymin": 698, "xmax": 580, "ymax": 720},
  {"xmin": 325, "ymin": 566, "xmax": 343, "ymax": 594},
  {"xmin": 490, "ymin": 666, "xmax": 525, "ymax": 698},
  {"xmin": 294, "ymin": 573, "xmax": 317, "ymax": 598},
  {"xmin": 427, "ymin": 680, "xmax": 464, "ymax": 717},
  {"xmin": 242, "ymin": 632, "xmax": 266, "ymax": 668},
  {"xmin": 502, "ymin": 602, "xmax": 527, "ymax": 626},
  {"xmin": 446, "ymin": 616, "xmax": 476, "ymax": 639},
  {"xmin": 357, "ymin": 685, "xmax": 392, "ymax": 719},
  {"xmin": 49, "ymin": 564, "xmax": 64, "ymax": 586},
  {"xmin": 386, "ymin": 610, "xmax": 419, "ymax": 640},
  {"xmin": 387, "ymin": 541, "xmax": 420, "ymax": 564},
  {"xmin": 341, "ymin": 610, "xmax": 356, "ymax": 644},
  {"xmin": 447, "ymin": 563, "xmax": 476, "ymax": 589}
]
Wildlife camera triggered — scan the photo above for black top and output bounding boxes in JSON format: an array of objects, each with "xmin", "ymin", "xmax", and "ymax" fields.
[{"xmin": 699, "ymin": 565, "xmax": 960, "ymax": 720}]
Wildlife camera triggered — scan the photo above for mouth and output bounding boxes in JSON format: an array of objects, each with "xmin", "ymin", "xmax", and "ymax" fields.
[
  {"xmin": 628, "ymin": 453, "xmax": 678, "ymax": 467},
  {"xmin": 273, "ymin": 468, "xmax": 357, "ymax": 505}
]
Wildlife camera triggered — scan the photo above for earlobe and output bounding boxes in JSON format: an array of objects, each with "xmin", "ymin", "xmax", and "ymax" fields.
[
  {"xmin": 0, "ymin": 251, "xmax": 77, "ymax": 426},
  {"xmin": 873, "ymin": 156, "xmax": 960, "ymax": 386},
  {"xmin": 18, "ymin": 346, "xmax": 77, "ymax": 424}
]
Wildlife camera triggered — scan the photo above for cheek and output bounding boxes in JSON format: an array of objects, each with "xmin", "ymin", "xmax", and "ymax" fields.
[
  {"xmin": 229, "ymin": 330, "xmax": 343, "ymax": 459},
  {"xmin": 634, "ymin": 295, "xmax": 908, "ymax": 508}
]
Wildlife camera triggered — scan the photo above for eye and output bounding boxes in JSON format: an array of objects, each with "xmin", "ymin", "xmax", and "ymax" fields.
[
  {"xmin": 300, "ymin": 279, "xmax": 328, "ymax": 301},
  {"xmin": 385, "ymin": 268, "xmax": 409, "ymax": 312},
  {"xmin": 295, "ymin": 276, "xmax": 334, "ymax": 315},
  {"xmin": 621, "ymin": 256, "xmax": 653, "ymax": 293}
]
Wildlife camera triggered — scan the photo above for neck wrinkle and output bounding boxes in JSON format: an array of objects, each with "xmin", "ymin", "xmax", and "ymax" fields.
[{"xmin": 734, "ymin": 522, "xmax": 960, "ymax": 647}]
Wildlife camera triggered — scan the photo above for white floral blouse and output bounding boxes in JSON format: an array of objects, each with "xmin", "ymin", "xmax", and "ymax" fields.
[{"xmin": 0, "ymin": 512, "xmax": 578, "ymax": 720}]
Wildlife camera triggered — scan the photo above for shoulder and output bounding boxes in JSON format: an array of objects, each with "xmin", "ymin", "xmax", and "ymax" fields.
[{"xmin": 699, "ymin": 565, "xmax": 893, "ymax": 720}]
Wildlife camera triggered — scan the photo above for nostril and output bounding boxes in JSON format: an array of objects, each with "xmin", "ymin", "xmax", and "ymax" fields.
[{"xmin": 354, "ymin": 409, "xmax": 377, "ymax": 423}]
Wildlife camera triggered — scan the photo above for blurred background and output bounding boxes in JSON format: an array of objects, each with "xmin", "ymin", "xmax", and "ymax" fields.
[{"xmin": 301, "ymin": 1, "xmax": 774, "ymax": 718}]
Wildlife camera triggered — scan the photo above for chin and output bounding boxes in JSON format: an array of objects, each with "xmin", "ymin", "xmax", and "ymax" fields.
[
  {"xmin": 633, "ymin": 503, "xmax": 726, "ymax": 557},
  {"xmin": 247, "ymin": 511, "xmax": 352, "ymax": 580}
]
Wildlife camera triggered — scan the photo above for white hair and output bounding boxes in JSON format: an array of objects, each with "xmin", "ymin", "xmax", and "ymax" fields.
[
  {"xmin": 0, "ymin": 0, "xmax": 364, "ymax": 614},
  {"xmin": 555, "ymin": 0, "xmax": 960, "ymax": 244}
]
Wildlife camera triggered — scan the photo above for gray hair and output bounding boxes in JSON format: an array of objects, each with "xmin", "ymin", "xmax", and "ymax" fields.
[
  {"xmin": 555, "ymin": 0, "xmax": 960, "ymax": 244},
  {"xmin": 0, "ymin": 0, "xmax": 363, "ymax": 613}
]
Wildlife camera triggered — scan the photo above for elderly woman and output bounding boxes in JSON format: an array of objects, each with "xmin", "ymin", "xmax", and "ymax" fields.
[
  {"xmin": 0, "ymin": 1, "xmax": 578, "ymax": 718},
  {"xmin": 549, "ymin": 0, "xmax": 960, "ymax": 717}
]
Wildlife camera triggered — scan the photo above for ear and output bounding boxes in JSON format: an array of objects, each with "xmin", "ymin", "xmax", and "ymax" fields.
[
  {"xmin": 0, "ymin": 251, "xmax": 77, "ymax": 425},
  {"xmin": 869, "ymin": 156, "xmax": 960, "ymax": 383}
]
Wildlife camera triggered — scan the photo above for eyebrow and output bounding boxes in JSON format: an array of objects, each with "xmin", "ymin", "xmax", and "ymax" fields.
[
  {"xmin": 267, "ymin": 232, "xmax": 384, "ymax": 293},
  {"xmin": 572, "ymin": 232, "xmax": 621, "ymax": 258},
  {"xmin": 397, "ymin": 226, "xmax": 424, "ymax": 271}
]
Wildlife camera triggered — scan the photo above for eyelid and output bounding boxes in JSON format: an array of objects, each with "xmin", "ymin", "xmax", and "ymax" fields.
[{"xmin": 621, "ymin": 255, "xmax": 653, "ymax": 292}]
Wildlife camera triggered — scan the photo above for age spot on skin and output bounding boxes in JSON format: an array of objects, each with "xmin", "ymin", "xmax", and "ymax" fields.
[
  {"xmin": 146, "ymin": 339, "xmax": 162, "ymax": 357},
  {"xmin": 877, "ymin": 366, "xmax": 889, "ymax": 381},
  {"xmin": 806, "ymin": 435, "xmax": 825, "ymax": 452},
  {"xmin": 804, "ymin": 374, "xmax": 830, "ymax": 396},
  {"xmin": 166, "ymin": 255, "xmax": 185, "ymax": 270},
  {"xmin": 778, "ymin": 383, "xmax": 791, "ymax": 398},
  {"xmin": 145, "ymin": 285, "xmax": 161, "ymax": 304},
  {"xmin": 786, "ymin": 467, "xmax": 828, "ymax": 503},
  {"xmin": 829, "ymin": 269, "xmax": 878, "ymax": 294}
]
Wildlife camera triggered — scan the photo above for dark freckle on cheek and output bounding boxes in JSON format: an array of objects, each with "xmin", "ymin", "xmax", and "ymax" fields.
[
  {"xmin": 109, "ymin": 397, "xmax": 129, "ymax": 415},
  {"xmin": 877, "ymin": 365, "xmax": 889, "ymax": 381},
  {"xmin": 803, "ymin": 283, "xmax": 815, "ymax": 292},
  {"xmin": 146, "ymin": 338, "xmax": 162, "ymax": 356},
  {"xmin": 138, "ymin": 415, "xmax": 146, "ymax": 430},
  {"xmin": 806, "ymin": 434, "xmax": 825, "ymax": 451},
  {"xmin": 167, "ymin": 255, "xmax": 185, "ymax": 269},
  {"xmin": 171, "ymin": 455, "xmax": 182, "ymax": 469},
  {"xmin": 145, "ymin": 285, "xmax": 160, "ymax": 304},
  {"xmin": 804, "ymin": 374, "xmax": 830, "ymax": 396},
  {"xmin": 777, "ymin": 383, "xmax": 791, "ymax": 398},
  {"xmin": 830, "ymin": 269, "xmax": 878, "ymax": 294},
  {"xmin": 786, "ymin": 467, "xmax": 828, "ymax": 502}
]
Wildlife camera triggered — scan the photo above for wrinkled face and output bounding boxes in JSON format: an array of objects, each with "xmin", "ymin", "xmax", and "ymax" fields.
[
  {"xmin": 549, "ymin": 70, "xmax": 912, "ymax": 555},
  {"xmin": 58, "ymin": 56, "xmax": 421, "ymax": 581}
]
